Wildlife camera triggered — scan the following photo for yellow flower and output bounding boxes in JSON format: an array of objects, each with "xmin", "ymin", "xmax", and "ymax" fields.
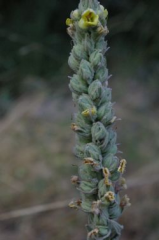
[
  {"xmin": 78, "ymin": 9, "xmax": 99, "ymax": 30},
  {"xmin": 66, "ymin": 18, "xmax": 73, "ymax": 26}
]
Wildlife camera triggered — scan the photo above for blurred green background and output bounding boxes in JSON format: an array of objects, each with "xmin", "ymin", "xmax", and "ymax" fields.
[{"xmin": 0, "ymin": 0, "xmax": 158, "ymax": 239}]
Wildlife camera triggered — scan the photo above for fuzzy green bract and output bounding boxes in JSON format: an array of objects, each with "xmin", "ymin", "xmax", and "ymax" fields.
[{"xmin": 66, "ymin": 0, "xmax": 130, "ymax": 239}]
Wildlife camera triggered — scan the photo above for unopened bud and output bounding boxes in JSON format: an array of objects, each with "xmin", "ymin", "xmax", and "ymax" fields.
[
  {"xmin": 90, "ymin": 50, "xmax": 104, "ymax": 68},
  {"xmin": 71, "ymin": 9, "xmax": 79, "ymax": 19}
]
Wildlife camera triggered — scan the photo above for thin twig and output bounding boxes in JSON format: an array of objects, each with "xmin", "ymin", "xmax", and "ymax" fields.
[
  {"xmin": 0, "ymin": 172, "xmax": 158, "ymax": 221},
  {"xmin": 0, "ymin": 200, "xmax": 69, "ymax": 221}
]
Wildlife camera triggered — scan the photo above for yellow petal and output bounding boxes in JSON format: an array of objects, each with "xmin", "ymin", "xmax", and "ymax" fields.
[
  {"xmin": 78, "ymin": 8, "xmax": 99, "ymax": 29},
  {"xmin": 66, "ymin": 18, "xmax": 73, "ymax": 26}
]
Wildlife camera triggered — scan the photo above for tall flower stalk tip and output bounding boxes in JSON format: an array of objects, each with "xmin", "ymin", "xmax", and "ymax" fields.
[{"xmin": 66, "ymin": 0, "xmax": 129, "ymax": 239}]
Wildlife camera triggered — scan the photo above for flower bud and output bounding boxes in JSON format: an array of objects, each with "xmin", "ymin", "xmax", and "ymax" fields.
[
  {"xmin": 78, "ymin": 94, "xmax": 94, "ymax": 111},
  {"xmin": 84, "ymin": 143, "xmax": 102, "ymax": 163},
  {"xmin": 90, "ymin": 50, "xmax": 104, "ymax": 68},
  {"xmin": 72, "ymin": 44, "xmax": 87, "ymax": 61},
  {"xmin": 79, "ymin": 164, "xmax": 97, "ymax": 182},
  {"xmin": 79, "ymin": 60, "xmax": 94, "ymax": 84},
  {"xmin": 88, "ymin": 80, "xmax": 102, "ymax": 103},
  {"xmin": 92, "ymin": 122, "xmax": 109, "ymax": 151},
  {"xmin": 83, "ymin": 33, "xmax": 94, "ymax": 54},
  {"xmin": 68, "ymin": 54, "xmax": 80, "ymax": 72},
  {"xmin": 94, "ymin": 66, "xmax": 108, "ymax": 83},
  {"xmin": 103, "ymin": 153, "xmax": 119, "ymax": 173},
  {"xmin": 71, "ymin": 9, "xmax": 80, "ymax": 20},
  {"xmin": 69, "ymin": 74, "xmax": 88, "ymax": 94},
  {"xmin": 66, "ymin": 18, "xmax": 73, "ymax": 26},
  {"xmin": 79, "ymin": 179, "xmax": 98, "ymax": 194}
]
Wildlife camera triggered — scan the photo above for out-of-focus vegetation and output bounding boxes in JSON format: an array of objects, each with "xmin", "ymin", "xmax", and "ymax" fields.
[{"xmin": 0, "ymin": 0, "xmax": 159, "ymax": 239}]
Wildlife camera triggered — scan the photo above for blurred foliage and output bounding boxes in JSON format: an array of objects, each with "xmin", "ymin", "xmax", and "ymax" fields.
[{"xmin": 0, "ymin": 0, "xmax": 159, "ymax": 116}]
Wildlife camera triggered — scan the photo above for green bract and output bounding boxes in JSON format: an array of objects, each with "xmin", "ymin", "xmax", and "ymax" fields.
[{"xmin": 66, "ymin": 0, "xmax": 130, "ymax": 239}]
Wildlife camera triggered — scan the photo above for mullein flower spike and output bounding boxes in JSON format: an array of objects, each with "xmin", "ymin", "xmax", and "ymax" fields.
[{"xmin": 66, "ymin": 0, "xmax": 130, "ymax": 239}]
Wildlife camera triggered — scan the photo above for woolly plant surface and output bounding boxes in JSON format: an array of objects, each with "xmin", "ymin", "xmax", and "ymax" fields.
[{"xmin": 66, "ymin": 0, "xmax": 130, "ymax": 239}]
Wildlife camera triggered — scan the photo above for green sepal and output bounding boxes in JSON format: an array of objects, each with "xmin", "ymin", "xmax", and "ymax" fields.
[
  {"xmin": 90, "ymin": 50, "xmax": 104, "ymax": 69},
  {"xmin": 72, "ymin": 44, "xmax": 88, "ymax": 61},
  {"xmin": 98, "ymin": 179, "xmax": 109, "ymax": 199},
  {"xmin": 98, "ymin": 226, "xmax": 111, "ymax": 238},
  {"xmin": 79, "ymin": 60, "xmax": 94, "ymax": 84},
  {"xmin": 83, "ymin": 33, "xmax": 95, "ymax": 55},
  {"xmin": 78, "ymin": 0, "xmax": 100, "ymax": 13},
  {"xmin": 74, "ymin": 113, "xmax": 92, "ymax": 138},
  {"xmin": 79, "ymin": 164, "xmax": 97, "ymax": 181},
  {"xmin": 108, "ymin": 202, "xmax": 122, "ymax": 220},
  {"xmin": 81, "ymin": 197, "xmax": 94, "ymax": 213},
  {"xmin": 104, "ymin": 142, "xmax": 118, "ymax": 155},
  {"xmin": 68, "ymin": 53, "xmax": 80, "ymax": 72},
  {"xmin": 72, "ymin": 92, "xmax": 80, "ymax": 104},
  {"xmin": 110, "ymin": 171, "xmax": 120, "ymax": 182},
  {"xmin": 103, "ymin": 87, "xmax": 112, "ymax": 103},
  {"xmin": 69, "ymin": 74, "xmax": 88, "ymax": 94},
  {"xmin": 74, "ymin": 142, "xmax": 85, "ymax": 158},
  {"xmin": 92, "ymin": 122, "xmax": 109, "ymax": 152},
  {"xmin": 102, "ymin": 153, "xmax": 119, "ymax": 173},
  {"xmin": 84, "ymin": 143, "xmax": 102, "ymax": 163},
  {"xmin": 88, "ymin": 80, "xmax": 105, "ymax": 106},
  {"xmin": 109, "ymin": 220, "xmax": 123, "ymax": 238},
  {"xmin": 95, "ymin": 37, "xmax": 107, "ymax": 54},
  {"xmin": 97, "ymin": 102, "xmax": 114, "ymax": 125},
  {"xmin": 78, "ymin": 179, "xmax": 98, "ymax": 194},
  {"xmin": 78, "ymin": 94, "xmax": 95, "ymax": 111},
  {"xmin": 103, "ymin": 129, "xmax": 118, "ymax": 155},
  {"xmin": 94, "ymin": 66, "xmax": 108, "ymax": 83}
]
